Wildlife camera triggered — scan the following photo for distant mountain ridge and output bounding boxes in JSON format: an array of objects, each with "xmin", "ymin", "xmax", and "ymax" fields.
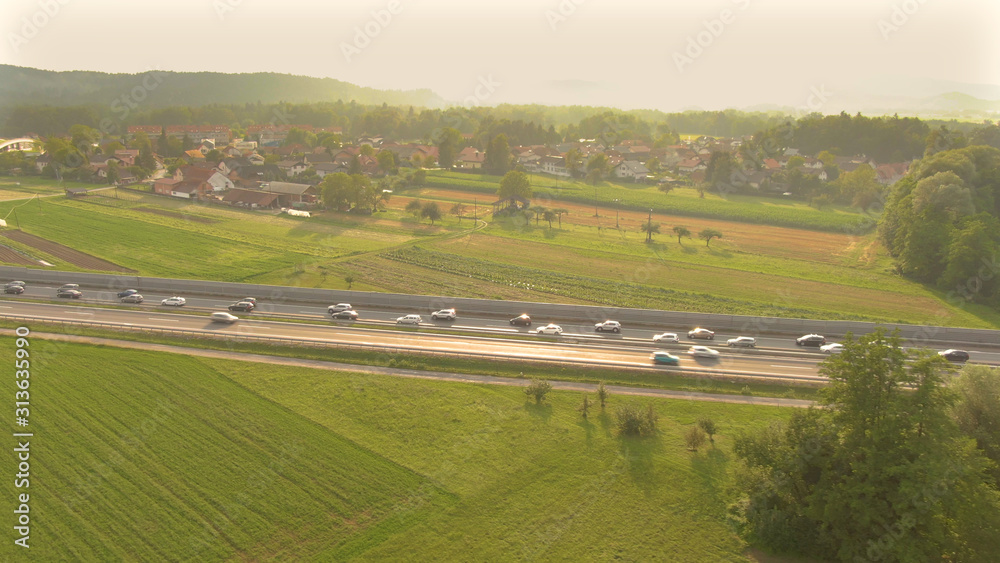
[{"xmin": 0, "ymin": 65, "xmax": 446, "ymax": 109}]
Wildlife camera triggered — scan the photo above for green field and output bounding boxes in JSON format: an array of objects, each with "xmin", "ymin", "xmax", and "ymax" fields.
[{"xmin": 2, "ymin": 339, "xmax": 794, "ymax": 561}]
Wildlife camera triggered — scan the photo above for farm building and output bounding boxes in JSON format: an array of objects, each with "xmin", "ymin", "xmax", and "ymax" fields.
[{"xmin": 222, "ymin": 189, "xmax": 280, "ymax": 209}]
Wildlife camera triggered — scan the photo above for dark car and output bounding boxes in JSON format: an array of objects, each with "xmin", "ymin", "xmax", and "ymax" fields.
[
  {"xmin": 939, "ymin": 349, "xmax": 970, "ymax": 362},
  {"xmin": 4, "ymin": 285, "xmax": 24, "ymax": 294},
  {"xmin": 509, "ymin": 314, "xmax": 532, "ymax": 327},
  {"xmin": 117, "ymin": 289, "xmax": 138, "ymax": 298},
  {"xmin": 56, "ymin": 289, "xmax": 82, "ymax": 299},
  {"xmin": 331, "ymin": 310, "xmax": 359, "ymax": 320},
  {"xmin": 796, "ymin": 334, "xmax": 826, "ymax": 347},
  {"xmin": 228, "ymin": 301, "xmax": 255, "ymax": 312}
]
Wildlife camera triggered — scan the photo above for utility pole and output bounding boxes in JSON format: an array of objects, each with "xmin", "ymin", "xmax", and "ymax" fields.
[
  {"xmin": 646, "ymin": 208, "xmax": 652, "ymax": 242},
  {"xmin": 614, "ymin": 198, "xmax": 620, "ymax": 228},
  {"xmin": 593, "ymin": 184, "xmax": 598, "ymax": 218},
  {"xmin": 13, "ymin": 208, "xmax": 20, "ymax": 230}
]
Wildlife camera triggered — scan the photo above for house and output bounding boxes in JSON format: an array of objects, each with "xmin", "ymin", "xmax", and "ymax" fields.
[
  {"xmin": 34, "ymin": 153, "xmax": 51, "ymax": 173},
  {"xmin": 875, "ymin": 162, "xmax": 909, "ymax": 185},
  {"xmin": 176, "ymin": 165, "xmax": 234, "ymax": 192},
  {"xmin": 247, "ymin": 153, "xmax": 265, "ymax": 165},
  {"xmin": 455, "ymin": 147, "xmax": 485, "ymax": 170},
  {"xmin": 678, "ymin": 158, "xmax": 706, "ymax": 173},
  {"xmin": 155, "ymin": 178, "xmax": 210, "ymax": 199},
  {"xmin": 153, "ymin": 178, "xmax": 182, "ymax": 196},
  {"xmin": 313, "ymin": 162, "xmax": 347, "ymax": 178},
  {"xmin": 276, "ymin": 159, "xmax": 309, "ymax": 177},
  {"xmin": 114, "ymin": 149, "xmax": 139, "ymax": 166},
  {"xmin": 613, "ymin": 160, "xmax": 650, "ymax": 182},
  {"xmin": 218, "ymin": 157, "xmax": 251, "ymax": 176},
  {"xmin": 539, "ymin": 155, "xmax": 570, "ymax": 177},
  {"xmin": 258, "ymin": 181, "xmax": 317, "ymax": 206},
  {"xmin": 222, "ymin": 188, "xmax": 281, "ymax": 209},
  {"xmin": 184, "ymin": 149, "xmax": 205, "ymax": 162},
  {"xmin": 763, "ymin": 158, "xmax": 781, "ymax": 171}
]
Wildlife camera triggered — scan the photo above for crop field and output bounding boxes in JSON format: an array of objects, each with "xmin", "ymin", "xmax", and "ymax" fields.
[
  {"xmin": 2, "ymin": 339, "xmax": 451, "ymax": 561},
  {"xmin": 0, "ymin": 176, "xmax": 92, "ymax": 200},
  {"xmin": 4, "ymin": 339, "xmax": 794, "ymax": 561}
]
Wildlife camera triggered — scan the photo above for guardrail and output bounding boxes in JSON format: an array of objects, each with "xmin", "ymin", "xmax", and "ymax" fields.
[
  {"xmin": 1, "ymin": 265, "xmax": 995, "ymax": 347},
  {"xmin": 0, "ymin": 313, "xmax": 822, "ymax": 385}
]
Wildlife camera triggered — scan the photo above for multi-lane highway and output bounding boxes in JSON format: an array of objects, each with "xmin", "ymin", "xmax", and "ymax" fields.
[{"xmin": 3, "ymin": 282, "xmax": 997, "ymax": 375}]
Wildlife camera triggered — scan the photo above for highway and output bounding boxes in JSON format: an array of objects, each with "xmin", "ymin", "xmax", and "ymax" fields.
[{"xmin": 3, "ymin": 281, "xmax": 997, "ymax": 372}]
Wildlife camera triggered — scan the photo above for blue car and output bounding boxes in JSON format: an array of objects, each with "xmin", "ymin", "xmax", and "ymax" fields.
[
  {"xmin": 650, "ymin": 351, "xmax": 680, "ymax": 365},
  {"xmin": 118, "ymin": 289, "xmax": 138, "ymax": 298}
]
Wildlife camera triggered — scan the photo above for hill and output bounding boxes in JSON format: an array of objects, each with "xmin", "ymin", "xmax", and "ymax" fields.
[{"xmin": 0, "ymin": 64, "xmax": 446, "ymax": 109}]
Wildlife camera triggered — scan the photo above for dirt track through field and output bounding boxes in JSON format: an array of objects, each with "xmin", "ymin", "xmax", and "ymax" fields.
[{"xmin": 0, "ymin": 230, "xmax": 136, "ymax": 272}]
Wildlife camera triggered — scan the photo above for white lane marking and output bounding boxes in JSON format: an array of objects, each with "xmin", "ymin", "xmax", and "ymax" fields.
[
  {"xmin": 452, "ymin": 325, "xmax": 519, "ymax": 332},
  {"xmin": 153, "ymin": 318, "xmax": 179, "ymax": 322},
  {"xmin": 299, "ymin": 311, "xmax": 319, "ymax": 314},
  {"xmin": 771, "ymin": 365, "xmax": 813, "ymax": 369}
]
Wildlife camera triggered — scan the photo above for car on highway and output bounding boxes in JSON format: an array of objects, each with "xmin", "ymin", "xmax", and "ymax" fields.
[
  {"xmin": 796, "ymin": 334, "xmax": 826, "ymax": 347},
  {"xmin": 6, "ymin": 281, "xmax": 25, "ymax": 287},
  {"xmin": 939, "ymin": 349, "xmax": 970, "ymax": 362},
  {"xmin": 331, "ymin": 310, "xmax": 359, "ymax": 320},
  {"xmin": 210, "ymin": 312, "xmax": 239, "ymax": 324},
  {"xmin": 117, "ymin": 289, "xmax": 138, "ymax": 298},
  {"xmin": 650, "ymin": 351, "xmax": 680, "ymax": 365},
  {"xmin": 652, "ymin": 332, "xmax": 679, "ymax": 343},
  {"xmin": 396, "ymin": 314, "xmax": 422, "ymax": 325},
  {"xmin": 58, "ymin": 284, "xmax": 80, "ymax": 292},
  {"xmin": 328, "ymin": 303, "xmax": 352, "ymax": 314},
  {"xmin": 431, "ymin": 308, "xmax": 457, "ymax": 321},
  {"xmin": 535, "ymin": 323, "xmax": 563, "ymax": 335},
  {"xmin": 228, "ymin": 301, "xmax": 255, "ymax": 312},
  {"xmin": 688, "ymin": 328, "xmax": 715, "ymax": 340},
  {"xmin": 241, "ymin": 297, "xmax": 258, "ymax": 306},
  {"xmin": 688, "ymin": 345, "xmax": 720, "ymax": 358},
  {"xmin": 120, "ymin": 294, "xmax": 144, "ymax": 304},
  {"xmin": 3, "ymin": 285, "xmax": 24, "ymax": 294},
  {"xmin": 595, "ymin": 320, "xmax": 622, "ymax": 333},
  {"xmin": 727, "ymin": 336, "xmax": 756, "ymax": 348},
  {"xmin": 161, "ymin": 296, "xmax": 186, "ymax": 307},
  {"xmin": 820, "ymin": 343, "xmax": 844, "ymax": 354},
  {"xmin": 56, "ymin": 289, "xmax": 82, "ymax": 299},
  {"xmin": 509, "ymin": 314, "xmax": 532, "ymax": 327}
]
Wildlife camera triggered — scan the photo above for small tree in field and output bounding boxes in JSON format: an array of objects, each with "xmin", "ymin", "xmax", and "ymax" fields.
[
  {"xmin": 673, "ymin": 226, "xmax": 691, "ymax": 244},
  {"xmin": 614, "ymin": 402, "xmax": 658, "ymax": 436},
  {"xmin": 525, "ymin": 378, "xmax": 552, "ymax": 404},
  {"xmin": 596, "ymin": 381, "xmax": 609, "ymax": 409},
  {"xmin": 421, "ymin": 201, "xmax": 442, "ymax": 224},
  {"xmin": 344, "ymin": 275, "xmax": 354, "ymax": 289},
  {"xmin": 697, "ymin": 417, "xmax": 717, "ymax": 443},
  {"xmin": 405, "ymin": 199, "xmax": 423, "ymax": 217},
  {"xmin": 578, "ymin": 395, "xmax": 592, "ymax": 418},
  {"xmin": 699, "ymin": 228, "xmax": 723, "ymax": 247},
  {"xmin": 685, "ymin": 426, "xmax": 707, "ymax": 451}
]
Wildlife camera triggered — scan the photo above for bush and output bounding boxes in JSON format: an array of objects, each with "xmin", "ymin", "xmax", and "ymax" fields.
[
  {"xmin": 697, "ymin": 417, "xmax": 717, "ymax": 442},
  {"xmin": 524, "ymin": 378, "xmax": 552, "ymax": 404},
  {"xmin": 685, "ymin": 426, "xmax": 707, "ymax": 451},
  {"xmin": 614, "ymin": 402, "xmax": 658, "ymax": 437},
  {"xmin": 596, "ymin": 381, "xmax": 609, "ymax": 408}
]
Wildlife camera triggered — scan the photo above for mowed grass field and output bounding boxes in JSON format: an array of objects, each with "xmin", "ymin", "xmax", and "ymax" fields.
[
  {"xmin": 3, "ymin": 339, "xmax": 795, "ymax": 561},
  {"xmin": 3, "ymin": 339, "xmax": 452, "ymax": 561}
]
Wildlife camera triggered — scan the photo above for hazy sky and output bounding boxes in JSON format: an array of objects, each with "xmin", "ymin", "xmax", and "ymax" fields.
[{"xmin": 3, "ymin": 0, "xmax": 998, "ymax": 111}]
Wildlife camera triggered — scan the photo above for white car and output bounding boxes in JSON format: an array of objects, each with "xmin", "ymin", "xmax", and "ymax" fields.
[
  {"xmin": 536, "ymin": 323, "xmax": 563, "ymax": 335},
  {"xmin": 210, "ymin": 312, "xmax": 239, "ymax": 324},
  {"xmin": 431, "ymin": 308, "xmax": 457, "ymax": 320},
  {"xmin": 687, "ymin": 345, "xmax": 720, "ymax": 358},
  {"xmin": 161, "ymin": 296, "xmax": 186, "ymax": 307},
  {"xmin": 396, "ymin": 314, "xmax": 422, "ymax": 325},
  {"xmin": 328, "ymin": 303, "xmax": 353, "ymax": 314},
  {"xmin": 727, "ymin": 336, "xmax": 756, "ymax": 348},
  {"xmin": 595, "ymin": 320, "xmax": 621, "ymax": 333},
  {"xmin": 652, "ymin": 332, "xmax": 679, "ymax": 343},
  {"xmin": 820, "ymin": 343, "xmax": 844, "ymax": 354}
]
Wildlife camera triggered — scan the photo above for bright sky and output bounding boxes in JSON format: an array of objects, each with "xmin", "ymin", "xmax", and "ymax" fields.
[{"xmin": 2, "ymin": 0, "xmax": 998, "ymax": 111}]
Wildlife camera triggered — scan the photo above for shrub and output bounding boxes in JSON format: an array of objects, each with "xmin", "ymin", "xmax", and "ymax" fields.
[
  {"xmin": 697, "ymin": 417, "xmax": 717, "ymax": 442},
  {"xmin": 685, "ymin": 426, "xmax": 707, "ymax": 451},
  {"xmin": 596, "ymin": 381, "xmax": 609, "ymax": 409},
  {"xmin": 524, "ymin": 378, "xmax": 552, "ymax": 404},
  {"xmin": 578, "ymin": 395, "xmax": 592, "ymax": 418},
  {"xmin": 614, "ymin": 402, "xmax": 658, "ymax": 437}
]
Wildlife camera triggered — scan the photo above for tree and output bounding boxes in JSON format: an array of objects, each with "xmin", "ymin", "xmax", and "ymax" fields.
[
  {"xmin": 531, "ymin": 206, "xmax": 547, "ymax": 225},
  {"xmin": 450, "ymin": 202, "xmax": 467, "ymax": 223},
  {"xmin": 564, "ymin": 148, "xmax": 582, "ymax": 178},
  {"xmin": 578, "ymin": 395, "xmax": 592, "ymax": 419},
  {"xmin": 952, "ymin": 365, "xmax": 1000, "ymax": 484},
  {"xmin": 552, "ymin": 208, "xmax": 568, "ymax": 229},
  {"xmin": 405, "ymin": 199, "xmax": 423, "ymax": 217},
  {"xmin": 69, "ymin": 124, "xmax": 100, "ymax": 154},
  {"xmin": 348, "ymin": 154, "xmax": 362, "ymax": 175},
  {"xmin": 411, "ymin": 169, "xmax": 427, "ymax": 186},
  {"xmin": 320, "ymin": 172, "xmax": 353, "ymax": 210},
  {"xmin": 525, "ymin": 378, "xmax": 552, "ymax": 404},
  {"xmin": 204, "ymin": 149, "xmax": 223, "ymax": 163},
  {"xmin": 376, "ymin": 150, "xmax": 397, "ymax": 175},
  {"xmin": 697, "ymin": 417, "xmax": 717, "ymax": 443},
  {"xmin": 699, "ymin": 228, "xmax": 722, "ymax": 246},
  {"xmin": 497, "ymin": 170, "xmax": 531, "ymax": 200},
  {"xmin": 596, "ymin": 381, "xmax": 609, "ymax": 409},
  {"xmin": 704, "ymin": 151, "xmax": 735, "ymax": 192},
  {"xmin": 435, "ymin": 127, "xmax": 462, "ymax": 169},
  {"xmin": 658, "ymin": 183, "xmax": 675, "ymax": 196},
  {"xmin": 673, "ymin": 226, "xmax": 691, "ymax": 244},
  {"xmin": 729, "ymin": 329, "xmax": 1000, "ymax": 561},
  {"xmin": 420, "ymin": 201, "xmax": 442, "ymax": 224},
  {"xmin": 641, "ymin": 221, "xmax": 660, "ymax": 242},
  {"xmin": 586, "ymin": 154, "xmax": 609, "ymax": 184},
  {"xmin": 685, "ymin": 426, "xmax": 707, "ymax": 451},
  {"xmin": 542, "ymin": 209, "xmax": 557, "ymax": 229},
  {"xmin": 483, "ymin": 134, "xmax": 512, "ymax": 175},
  {"xmin": 359, "ymin": 144, "xmax": 375, "ymax": 157},
  {"xmin": 105, "ymin": 161, "xmax": 120, "ymax": 186},
  {"xmin": 786, "ymin": 155, "xmax": 805, "ymax": 170},
  {"xmin": 344, "ymin": 275, "xmax": 355, "ymax": 289},
  {"xmin": 646, "ymin": 156, "xmax": 661, "ymax": 174}
]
